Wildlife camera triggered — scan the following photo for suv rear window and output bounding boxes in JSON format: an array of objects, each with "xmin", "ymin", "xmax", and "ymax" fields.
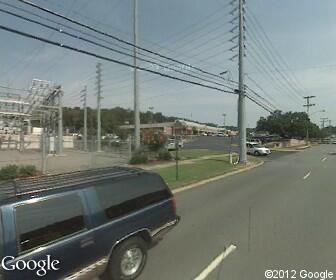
[
  {"xmin": 95, "ymin": 173, "xmax": 171, "ymax": 220},
  {"xmin": 15, "ymin": 194, "xmax": 85, "ymax": 253}
]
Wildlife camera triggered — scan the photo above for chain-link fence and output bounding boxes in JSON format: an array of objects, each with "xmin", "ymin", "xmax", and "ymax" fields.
[{"xmin": 0, "ymin": 135, "xmax": 132, "ymax": 174}]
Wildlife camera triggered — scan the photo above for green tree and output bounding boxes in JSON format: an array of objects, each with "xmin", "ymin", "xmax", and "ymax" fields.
[{"xmin": 256, "ymin": 110, "xmax": 325, "ymax": 139}]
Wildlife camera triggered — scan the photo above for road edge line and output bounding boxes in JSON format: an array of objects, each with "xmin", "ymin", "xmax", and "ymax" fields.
[
  {"xmin": 193, "ymin": 244, "xmax": 237, "ymax": 280},
  {"xmin": 172, "ymin": 160, "xmax": 264, "ymax": 194}
]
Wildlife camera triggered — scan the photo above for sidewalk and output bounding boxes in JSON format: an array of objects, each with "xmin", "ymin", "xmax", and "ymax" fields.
[{"xmin": 134, "ymin": 153, "xmax": 230, "ymax": 170}]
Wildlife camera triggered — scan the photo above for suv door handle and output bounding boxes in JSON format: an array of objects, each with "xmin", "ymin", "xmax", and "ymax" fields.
[{"xmin": 80, "ymin": 237, "xmax": 95, "ymax": 248}]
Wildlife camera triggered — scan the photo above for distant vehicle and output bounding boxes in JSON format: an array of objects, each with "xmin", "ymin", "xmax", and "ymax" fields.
[
  {"xmin": 246, "ymin": 142, "xmax": 271, "ymax": 156},
  {"xmin": 332, "ymin": 139, "xmax": 336, "ymax": 144},
  {"xmin": 166, "ymin": 139, "xmax": 177, "ymax": 150},
  {"xmin": 216, "ymin": 132, "xmax": 225, "ymax": 137},
  {"xmin": 201, "ymin": 132, "xmax": 208, "ymax": 136},
  {"xmin": 167, "ymin": 137, "xmax": 183, "ymax": 149},
  {"xmin": 0, "ymin": 167, "xmax": 179, "ymax": 280}
]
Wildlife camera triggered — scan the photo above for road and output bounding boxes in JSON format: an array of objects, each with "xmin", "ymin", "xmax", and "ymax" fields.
[
  {"xmin": 184, "ymin": 136, "xmax": 239, "ymax": 152},
  {"xmin": 139, "ymin": 144, "xmax": 336, "ymax": 280},
  {"xmin": 184, "ymin": 135, "xmax": 291, "ymax": 161}
]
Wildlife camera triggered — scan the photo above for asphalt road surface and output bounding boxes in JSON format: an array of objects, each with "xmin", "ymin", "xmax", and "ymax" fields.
[
  {"xmin": 184, "ymin": 135, "xmax": 291, "ymax": 161},
  {"xmin": 184, "ymin": 136, "xmax": 239, "ymax": 152},
  {"xmin": 139, "ymin": 144, "xmax": 336, "ymax": 280}
]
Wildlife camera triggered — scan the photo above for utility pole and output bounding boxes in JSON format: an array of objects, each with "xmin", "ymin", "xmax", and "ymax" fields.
[
  {"xmin": 237, "ymin": 0, "xmax": 246, "ymax": 163},
  {"xmin": 57, "ymin": 87, "xmax": 63, "ymax": 154},
  {"xmin": 96, "ymin": 63, "xmax": 102, "ymax": 152},
  {"xmin": 321, "ymin": 117, "xmax": 328, "ymax": 129},
  {"xmin": 222, "ymin": 113, "xmax": 226, "ymax": 128},
  {"xmin": 133, "ymin": 0, "xmax": 140, "ymax": 149},
  {"xmin": 80, "ymin": 86, "xmax": 88, "ymax": 151},
  {"xmin": 303, "ymin": 96, "xmax": 316, "ymax": 142},
  {"xmin": 149, "ymin": 106, "xmax": 154, "ymax": 123}
]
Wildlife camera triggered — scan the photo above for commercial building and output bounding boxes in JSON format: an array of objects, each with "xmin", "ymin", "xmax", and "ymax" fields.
[{"xmin": 120, "ymin": 119, "xmax": 237, "ymax": 136}]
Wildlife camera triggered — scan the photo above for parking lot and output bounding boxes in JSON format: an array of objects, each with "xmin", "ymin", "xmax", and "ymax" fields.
[{"xmin": 184, "ymin": 136, "xmax": 295, "ymax": 161}]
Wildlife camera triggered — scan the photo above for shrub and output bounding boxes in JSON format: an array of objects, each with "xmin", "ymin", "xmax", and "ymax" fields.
[
  {"xmin": 157, "ymin": 149, "xmax": 172, "ymax": 161},
  {"xmin": 0, "ymin": 164, "xmax": 39, "ymax": 181},
  {"xmin": 0, "ymin": 165, "xmax": 19, "ymax": 181},
  {"xmin": 19, "ymin": 165, "xmax": 38, "ymax": 177},
  {"xmin": 129, "ymin": 151, "xmax": 148, "ymax": 164},
  {"xmin": 142, "ymin": 130, "xmax": 167, "ymax": 152}
]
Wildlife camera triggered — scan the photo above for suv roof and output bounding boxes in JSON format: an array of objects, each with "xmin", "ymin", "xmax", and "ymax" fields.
[{"xmin": 0, "ymin": 166, "xmax": 146, "ymax": 205}]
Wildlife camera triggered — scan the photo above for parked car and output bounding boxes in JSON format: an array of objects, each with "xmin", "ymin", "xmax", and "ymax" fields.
[
  {"xmin": 246, "ymin": 142, "xmax": 271, "ymax": 156},
  {"xmin": 166, "ymin": 138, "xmax": 183, "ymax": 150},
  {"xmin": 216, "ymin": 132, "xmax": 225, "ymax": 137},
  {"xmin": 166, "ymin": 139, "xmax": 177, "ymax": 150},
  {"xmin": 0, "ymin": 167, "xmax": 179, "ymax": 280}
]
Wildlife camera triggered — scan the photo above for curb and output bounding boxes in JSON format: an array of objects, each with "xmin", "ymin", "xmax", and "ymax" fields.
[
  {"xmin": 271, "ymin": 145, "xmax": 311, "ymax": 152},
  {"xmin": 172, "ymin": 160, "xmax": 264, "ymax": 194}
]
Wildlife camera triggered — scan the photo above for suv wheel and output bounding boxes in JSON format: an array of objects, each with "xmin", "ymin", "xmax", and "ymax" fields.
[
  {"xmin": 107, "ymin": 236, "xmax": 148, "ymax": 280},
  {"xmin": 254, "ymin": 151, "xmax": 260, "ymax": 156}
]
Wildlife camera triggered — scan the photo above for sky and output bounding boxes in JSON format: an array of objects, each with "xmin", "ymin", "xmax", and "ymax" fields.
[{"xmin": 0, "ymin": 0, "xmax": 335, "ymax": 127}]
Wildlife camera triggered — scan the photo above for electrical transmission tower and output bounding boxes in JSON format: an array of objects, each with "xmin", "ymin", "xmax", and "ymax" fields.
[
  {"xmin": 303, "ymin": 96, "xmax": 315, "ymax": 142},
  {"xmin": 96, "ymin": 62, "xmax": 102, "ymax": 152},
  {"xmin": 321, "ymin": 117, "xmax": 328, "ymax": 129}
]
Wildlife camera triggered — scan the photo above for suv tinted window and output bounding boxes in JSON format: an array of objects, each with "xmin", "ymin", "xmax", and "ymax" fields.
[
  {"xmin": 15, "ymin": 194, "xmax": 85, "ymax": 253},
  {"xmin": 95, "ymin": 173, "xmax": 171, "ymax": 220}
]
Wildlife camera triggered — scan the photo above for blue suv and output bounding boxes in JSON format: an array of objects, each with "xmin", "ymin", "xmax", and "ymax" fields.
[{"xmin": 0, "ymin": 167, "xmax": 179, "ymax": 280}]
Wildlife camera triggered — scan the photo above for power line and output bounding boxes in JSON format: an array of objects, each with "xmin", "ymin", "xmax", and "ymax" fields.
[
  {"xmin": 245, "ymin": 84, "xmax": 278, "ymax": 111},
  {"xmin": 247, "ymin": 46, "xmax": 303, "ymax": 105},
  {"xmin": 246, "ymin": 75, "xmax": 279, "ymax": 105},
  {"xmin": 247, "ymin": 30, "xmax": 303, "ymax": 102},
  {"xmin": 60, "ymin": 0, "xmax": 237, "ymax": 76},
  {"xmin": 3, "ymin": 2, "xmax": 275, "ymax": 114},
  {"xmin": 0, "ymin": 85, "xmax": 29, "ymax": 92},
  {"xmin": 247, "ymin": 8, "xmax": 306, "ymax": 94},
  {"xmin": 2, "ymin": 0, "xmax": 81, "ymax": 83},
  {"xmin": 0, "ymin": 7, "xmax": 236, "ymax": 92},
  {"xmin": 0, "ymin": 24, "xmax": 238, "ymax": 94},
  {"xmin": 246, "ymin": 9, "xmax": 306, "ymax": 97},
  {"xmin": 15, "ymin": 0, "xmax": 236, "ymax": 87}
]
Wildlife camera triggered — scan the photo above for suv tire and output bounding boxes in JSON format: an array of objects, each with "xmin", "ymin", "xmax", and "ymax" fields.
[
  {"xmin": 254, "ymin": 151, "xmax": 260, "ymax": 156},
  {"xmin": 106, "ymin": 236, "xmax": 148, "ymax": 280}
]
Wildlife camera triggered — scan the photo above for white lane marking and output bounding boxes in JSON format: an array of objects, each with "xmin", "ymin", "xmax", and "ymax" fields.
[
  {"xmin": 193, "ymin": 244, "xmax": 237, "ymax": 280},
  {"xmin": 303, "ymin": 171, "xmax": 311, "ymax": 180},
  {"xmin": 322, "ymin": 157, "xmax": 327, "ymax": 162}
]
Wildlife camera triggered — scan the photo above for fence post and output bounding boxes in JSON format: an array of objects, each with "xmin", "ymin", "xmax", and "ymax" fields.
[
  {"xmin": 128, "ymin": 136, "xmax": 132, "ymax": 161},
  {"xmin": 175, "ymin": 135, "xmax": 179, "ymax": 181},
  {"xmin": 41, "ymin": 133, "xmax": 47, "ymax": 174}
]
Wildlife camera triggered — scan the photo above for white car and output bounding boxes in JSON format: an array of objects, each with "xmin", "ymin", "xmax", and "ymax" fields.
[
  {"xmin": 246, "ymin": 142, "xmax": 271, "ymax": 156},
  {"xmin": 168, "ymin": 138, "xmax": 184, "ymax": 149}
]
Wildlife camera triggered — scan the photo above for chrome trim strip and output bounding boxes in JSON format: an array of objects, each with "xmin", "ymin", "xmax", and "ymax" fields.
[{"xmin": 150, "ymin": 217, "xmax": 180, "ymax": 237}]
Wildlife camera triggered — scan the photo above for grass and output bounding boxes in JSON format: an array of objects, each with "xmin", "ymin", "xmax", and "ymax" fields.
[
  {"xmin": 172, "ymin": 149, "xmax": 226, "ymax": 160},
  {"xmin": 155, "ymin": 156, "xmax": 242, "ymax": 189}
]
